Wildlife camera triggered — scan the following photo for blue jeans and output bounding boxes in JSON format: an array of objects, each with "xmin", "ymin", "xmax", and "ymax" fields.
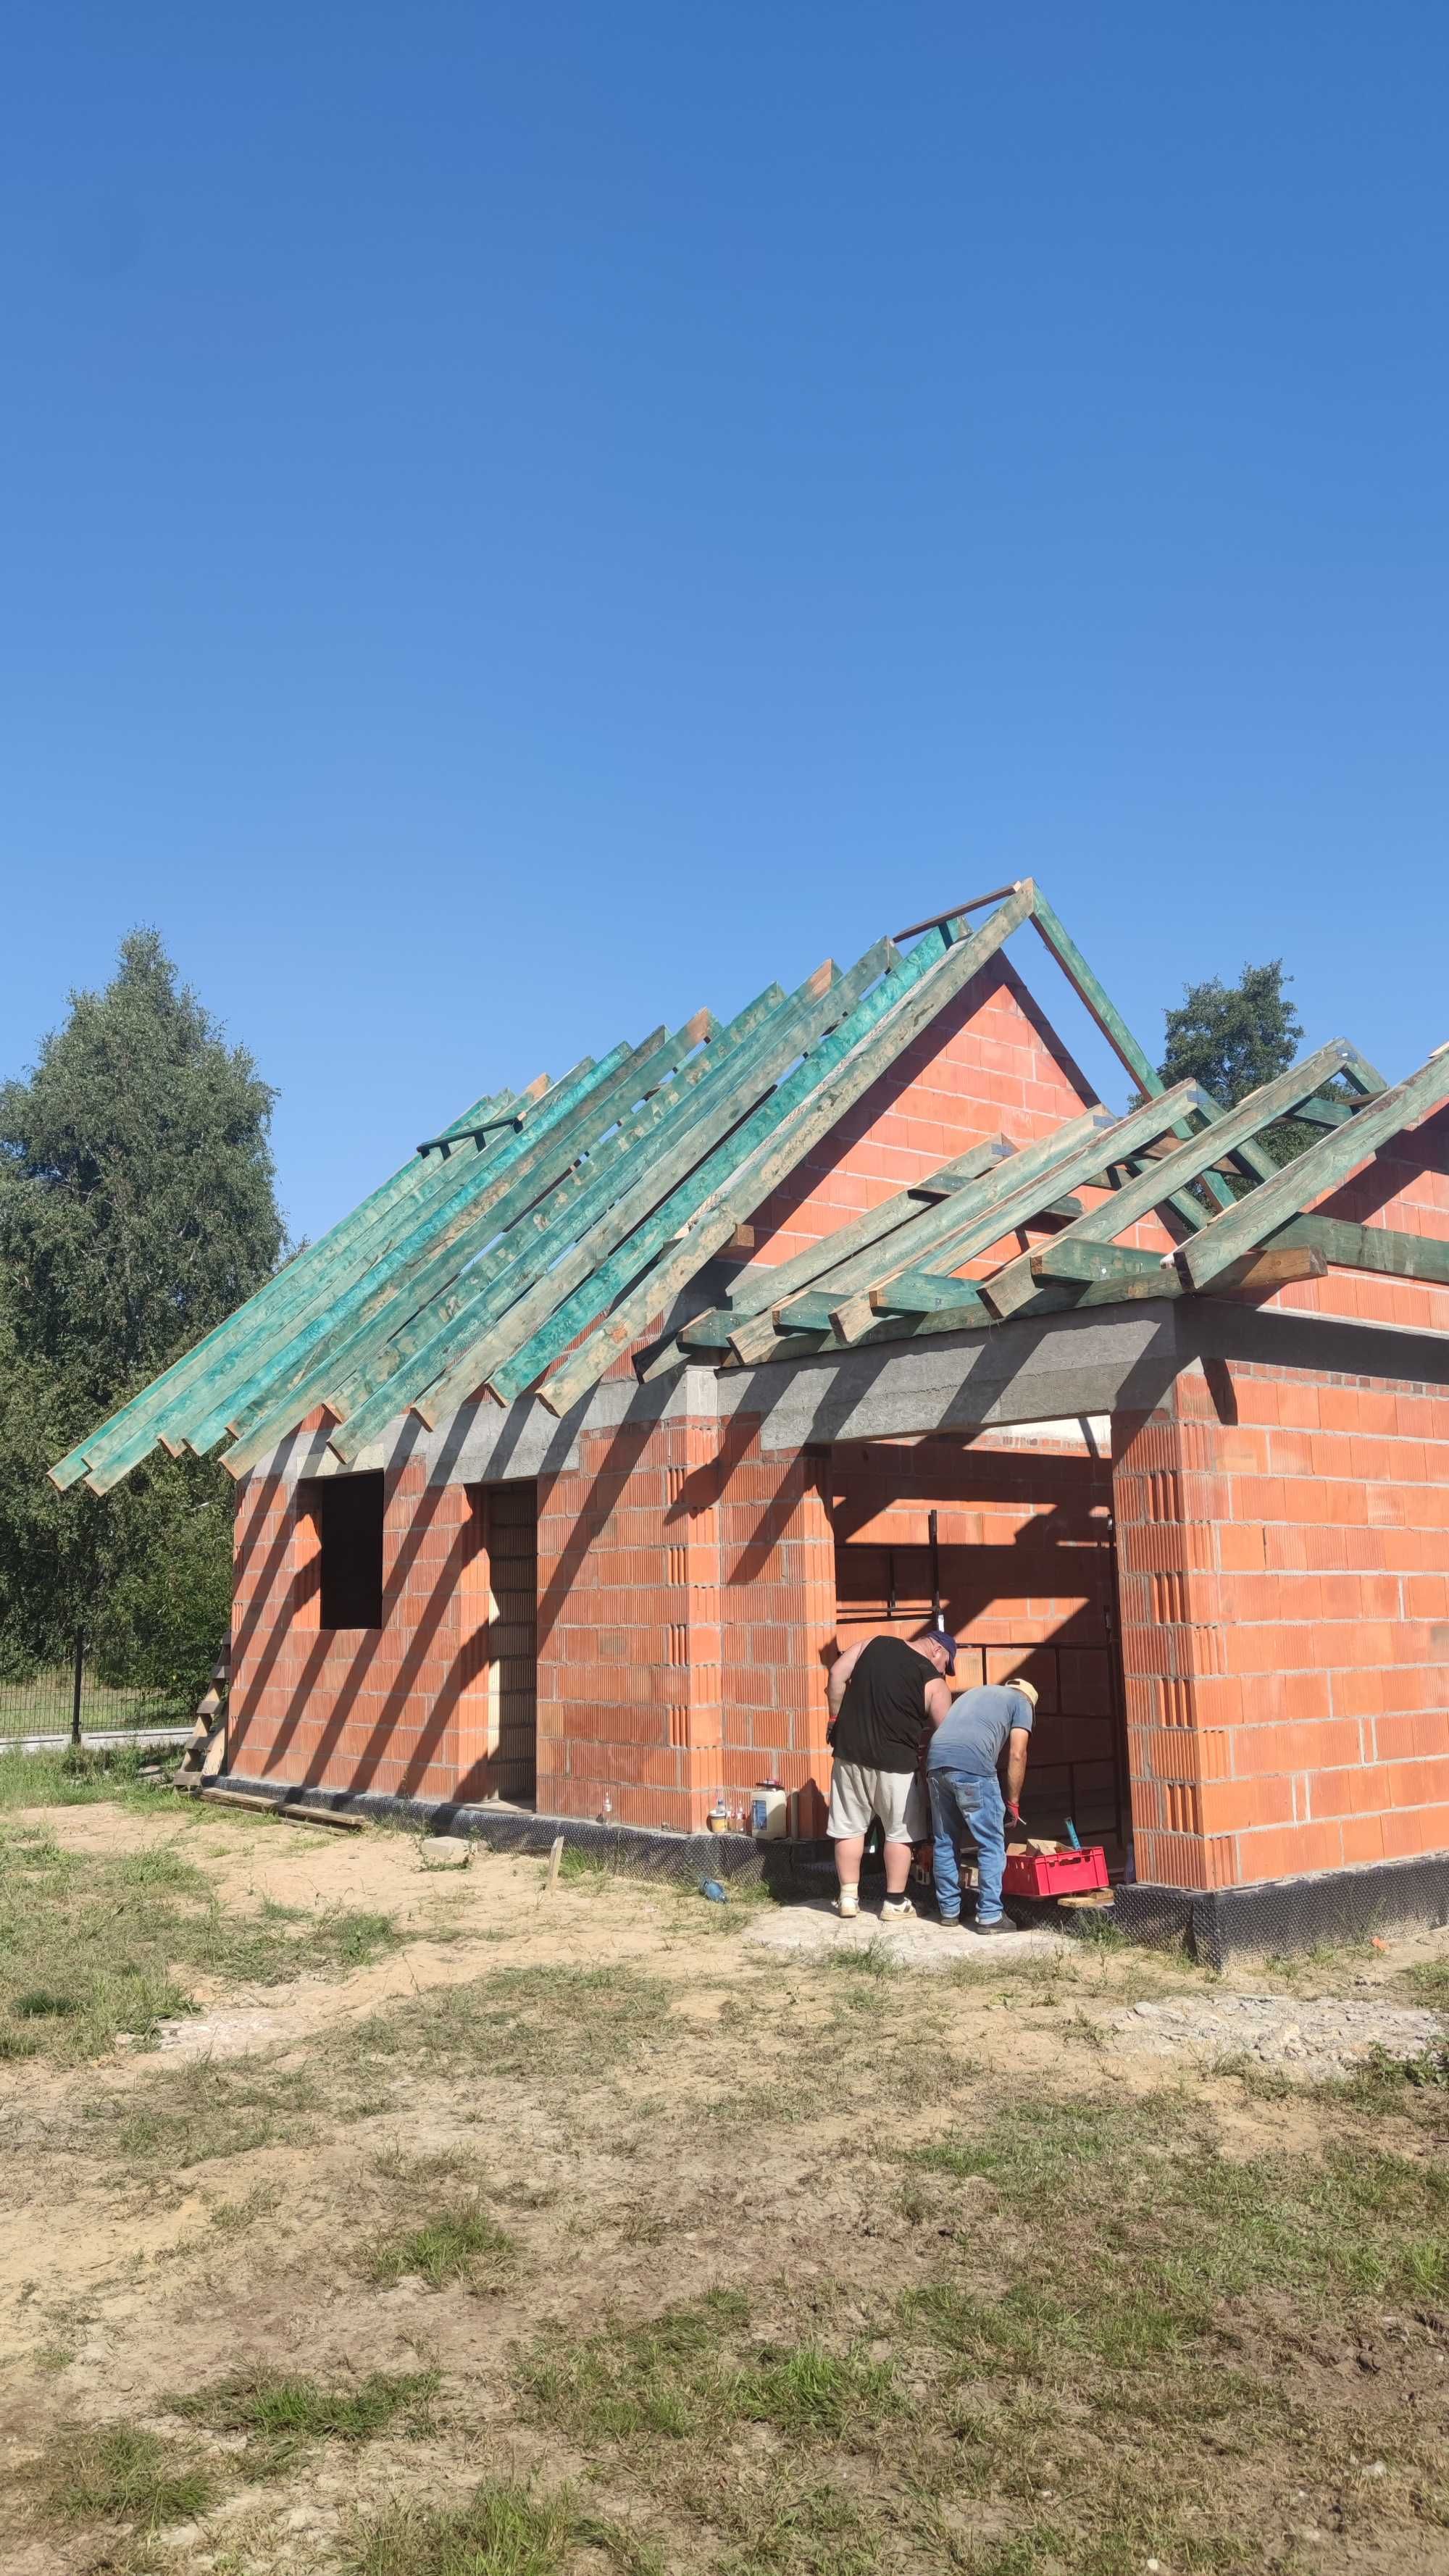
[{"xmin": 928, "ymin": 1768, "xmax": 1006, "ymax": 1924}]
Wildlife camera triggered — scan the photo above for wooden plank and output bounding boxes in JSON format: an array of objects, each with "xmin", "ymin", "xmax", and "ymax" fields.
[
  {"xmin": 676, "ymin": 1139, "xmax": 1013, "ymax": 1356},
  {"xmin": 1029, "ymin": 1241, "xmax": 1164, "ymax": 1286},
  {"xmin": 773, "ymin": 1108, "xmax": 1118, "ymax": 1344},
  {"xmin": 827, "ymin": 1086, "xmax": 1207, "ymax": 1345},
  {"xmin": 296, "ymin": 991, "xmax": 792, "ymax": 1447},
  {"xmin": 322, "ymin": 940, "xmax": 900, "ymax": 1458},
  {"xmin": 1026, "ymin": 887, "xmax": 1240, "ymax": 1212},
  {"xmin": 529, "ymin": 889, "xmax": 1043, "ymax": 1413},
  {"xmin": 1027, "ymin": 888, "xmax": 1161, "ymax": 1097},
  {"xmin": 212, "ymin": 1004, "xmax": 751, "ymax": 1470},
  {"xmin": 865, "ymin": 1274, "xmax": 990, "ymax": 1318},
  {"xmin": 225, "ymin": 977, "xmax": 806, "ymax": 1475},
  {"xmin": 1206, "ymin": 1245, "xmax": 1327, "ymax": 1292},
  {"xmin": 769, "ymin": 1239, "xmax": 1326, "ymax": 1360},
  {"xmin": 48, "ymin": 1081, "xmax": 522, "ymax": 1490},
  {"xmin": 1176, "ymin": 1049, "xmax": 1449, "ymax": 1292},
  {"xmin": 982, "ymin": 1038, "xmax": 1362, "ymax": 1319},
  {"xmin": 1271, "ymin": 1214, "xmax": 1449, "ymax": 1286}
]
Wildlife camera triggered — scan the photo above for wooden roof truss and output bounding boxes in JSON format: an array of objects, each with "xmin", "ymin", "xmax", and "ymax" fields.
[{"xmin": 49, "ymin": 885, "xmax": 1448, "ymax": 1493}]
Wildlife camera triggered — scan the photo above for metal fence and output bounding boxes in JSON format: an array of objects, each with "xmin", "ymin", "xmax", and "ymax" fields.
[{"xmin": 0, "ymin": 1631, "xmax": 193, "ymax": 1747}]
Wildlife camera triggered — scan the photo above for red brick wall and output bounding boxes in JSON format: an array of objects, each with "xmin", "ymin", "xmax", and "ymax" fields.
[
  {"xmin": 230, "ymin": 1435, "xmax": 505, "ymax": 1805},
  {"xmin": 1114, "ymin": 1362, "xmax": 1449, "ymax": 1891},
  {"xmin": 743, "ymin": 954, "xmax": 1102, "ymax": 1266},
  {"xmin": 536, "ymin": 1412, "xmax": 835, "ymax": 1833},
  {"xmin": 830, "ymin": 1434, "xmax": 1122, "ymax": 1831}
]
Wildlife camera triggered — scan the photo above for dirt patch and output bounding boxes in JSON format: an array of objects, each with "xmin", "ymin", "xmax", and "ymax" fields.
[
  {"xmin": 1, "ymin": 1794, "xmax": 1447, "ymax": 2575},
  {"xmin": 1111, "ymin": 1991, "xmax": 1445, "ymax": 2080}
]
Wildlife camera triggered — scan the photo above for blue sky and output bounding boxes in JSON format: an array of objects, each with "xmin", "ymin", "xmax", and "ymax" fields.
[{"xmin": 4, "ymin": 4, "xmax": 1447, "ymax": 1244}]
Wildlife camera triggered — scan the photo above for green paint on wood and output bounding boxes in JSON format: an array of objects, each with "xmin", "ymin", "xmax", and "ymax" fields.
[
  {"xmin": 982, "ymin": 1040, "xmax": 1359, "ymax": 1320},
  {"xmin": 1177, "ymin": 1050, "xmax": 1449, "ymax": 1289}
]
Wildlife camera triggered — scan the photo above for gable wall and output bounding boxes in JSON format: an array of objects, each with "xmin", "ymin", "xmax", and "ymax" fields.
[{"xmin": 741, "ymin": 954, "xmax": 1107, "ymax": 1266}]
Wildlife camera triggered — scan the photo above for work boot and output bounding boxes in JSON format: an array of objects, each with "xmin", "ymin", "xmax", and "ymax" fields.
[{"xmin": 971, "ymin": 1915, "xmax": 1021, "ymax": 1937}]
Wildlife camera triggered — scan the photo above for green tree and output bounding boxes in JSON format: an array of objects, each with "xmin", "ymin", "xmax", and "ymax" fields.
[
  {"xmin": 1160, "ymin": 960, "xmax": 1303, "ymax": 1106},
  {"xmin": 1160, "ymin": 958, "xmax": 1330, "ymax": 1174},
  {"xmin": 0, "ymin": 932, "xmax": 284, "ymax": 1700}
]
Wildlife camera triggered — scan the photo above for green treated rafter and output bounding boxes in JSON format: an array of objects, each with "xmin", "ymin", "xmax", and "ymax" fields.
[
  {"xmin": 1176, "ymin": 1048, "xmax": 1449, "ymax": 1290},
  {"xmin": 984, "ymin": 1037, "xmax": 1366, "ymax": 1321},
  {"xmin": 675, "ymin": 1140, "xmax": 1014, "ymax": 1356},
  {"xmin": 48, "ymin": 1078, "xmax": 525, "ymax": 1492},
  {"xmin": 784, "ymin": 1108, "xmax": 1122, "ymax": 1343},
  {"xmin": 211, "ymin": 1003, "xmax": 754, "ymax": 1476},
  {"xmin": 220, "ymin": 970, "xmax": 817, "ymax": 1476},
  {"xmin": 317, "ymin": 941, "xmax": 896, "ymax": 1463},
  {"xmin": 528, "ymin": 889, "xmax": 1043, "ymax": 1415},
  {"xmin": 81, "ymin": 1042, "xmax": 653, "ymax": 1491}
]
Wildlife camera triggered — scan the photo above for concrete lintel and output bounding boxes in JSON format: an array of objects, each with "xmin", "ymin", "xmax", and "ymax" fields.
[{"xmin": 250, "ymin": 1297, "xmax": 1449, "ymax": 1489}]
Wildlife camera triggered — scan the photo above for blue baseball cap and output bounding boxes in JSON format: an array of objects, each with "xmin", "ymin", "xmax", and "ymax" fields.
[{"xmin": 922, "ymin": 1627, "xmax": 958, "ymax": 1673}]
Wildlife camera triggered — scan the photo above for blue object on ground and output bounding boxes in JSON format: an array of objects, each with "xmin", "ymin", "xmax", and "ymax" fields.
[{"xmin": 700, "ymin": 1878, "xmax": 728, "ymax": 1903}]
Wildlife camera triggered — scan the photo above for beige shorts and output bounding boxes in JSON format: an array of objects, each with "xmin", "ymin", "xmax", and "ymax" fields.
[{"xmin": 827, "ymin": 1760, "xmax": 930, "ymax": 1845}]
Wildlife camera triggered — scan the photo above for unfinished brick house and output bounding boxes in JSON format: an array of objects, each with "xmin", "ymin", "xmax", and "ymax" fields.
[{"xmin": 57, "ymin": 883, "xmax": 1449, "ymax": 1952}]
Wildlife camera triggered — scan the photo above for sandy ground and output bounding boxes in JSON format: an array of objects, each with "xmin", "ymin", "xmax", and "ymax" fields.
[{"xmin": 1, "ymin": 1796, "xmax": 1447, "ymax": 2575}]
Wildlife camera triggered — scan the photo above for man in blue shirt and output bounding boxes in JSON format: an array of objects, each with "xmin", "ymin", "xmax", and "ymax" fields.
[{"xmin": 926, "ymin": 1677, "xmax": 1038, "ymax": 1936}]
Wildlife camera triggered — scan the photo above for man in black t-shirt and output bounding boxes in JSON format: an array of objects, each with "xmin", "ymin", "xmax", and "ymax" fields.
[{"xmin": 825, "ymin": 1627, "xmax": 956, "ymax": 1920}]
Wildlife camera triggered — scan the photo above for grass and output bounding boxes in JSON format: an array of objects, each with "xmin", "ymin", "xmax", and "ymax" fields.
[
  {"xmin": 33, "ymin": 2421, "xmax": 217, "ymax": 2532},
  {"xmin": 172, "ymin": 2365, "xmax": 439, "ymax": 2470},
  {"xmin": 0, "ymin": 1740, "xmax": 177, "ymax": 1810},
  {"xmin": 519, "ymin": 2290, "xmax": 898, "ymax": 2453},
  {"xmin": 76, "ymin": 2052, "xmax": 327, "ymax": 2170},
  {"xmin": 343, "ymin": 2481, "xmax": 578, "ymax": 2576},
  {"xmin": 364, "ymin": 2196, "xmax": 517, "ymax": 2291},
  {"xmin": 9, "ymin": 1775, "xmax": 1449, "ymax": 2576},
  {"xmin": 0, "ymin": 1815, "xmax": 403, "ymax": 2062},
  {"xmin": 343, "ymin": 1960, "xmax": 673, "ymax": 2085}
]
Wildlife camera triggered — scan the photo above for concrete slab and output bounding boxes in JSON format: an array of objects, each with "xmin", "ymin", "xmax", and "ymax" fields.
[{"xmin": 746, "ymin": 1897, "xmax": 1069, "ymax": 1973}]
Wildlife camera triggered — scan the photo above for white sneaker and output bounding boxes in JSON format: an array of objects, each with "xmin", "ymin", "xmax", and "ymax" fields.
[
  {"xmin": 880, "ymin": 1897, "xmax": 914, "ymax": 1922},
  {"xmin": 835, "ymin": 1889, "xmax": 859, "ymax": 1919}
]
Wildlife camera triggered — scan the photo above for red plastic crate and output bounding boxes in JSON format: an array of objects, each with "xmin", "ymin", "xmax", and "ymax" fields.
[{"xmin": 1003, "ymin": 1844, "xmax": 1110, "ymax": 1899}]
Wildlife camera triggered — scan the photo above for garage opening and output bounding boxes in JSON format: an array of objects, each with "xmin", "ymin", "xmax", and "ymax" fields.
[
  {"xmin": 469, "ymin": 1480, "xmax": 538, "ymax": 1805},
  {"xmin": 830, "ymin": 1430, "xmax": 1128, "ymax": 1853}
]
